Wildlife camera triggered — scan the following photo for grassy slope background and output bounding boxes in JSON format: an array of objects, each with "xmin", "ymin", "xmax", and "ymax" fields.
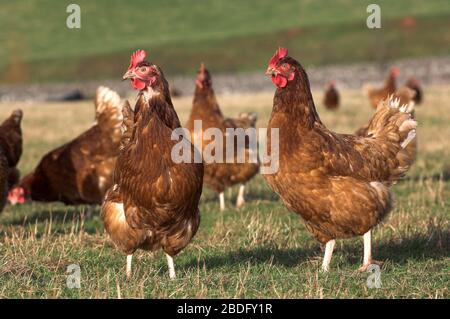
[
  {"xmin": 1, "ymin": 0, "xmax": 450, "ymax": 83},
  {"xmin": 0, "ymin": 87, "xmax": 448, "ymax": 298}
]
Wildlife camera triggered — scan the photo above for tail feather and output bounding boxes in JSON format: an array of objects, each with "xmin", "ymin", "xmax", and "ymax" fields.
[
  {"xmin": 366, "ymin": 95, "xmax": 417, "ymax": 181},
  {"xmin": 9, "ymin": 109, "xmax": 23, "ymax": 126},
  {"xmin": 94, "ymin": 86, "xmax": 122, "ymax": 132}
]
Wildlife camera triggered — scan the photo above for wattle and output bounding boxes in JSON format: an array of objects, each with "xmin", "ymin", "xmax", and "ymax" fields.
[
  {"xmin": 132, "ymin": 78, "xmax": 146, "ymax": 90},
  {"xmin": 272, "ymin": 74, "xmax": 288, "ymax": 88}
]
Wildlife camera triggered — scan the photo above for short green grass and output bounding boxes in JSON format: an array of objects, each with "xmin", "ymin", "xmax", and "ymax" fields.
[
  {"xmin": 1, "ymin": 0, "xmax": 450, "ymax": 83},
  {"xmin": 0, "ymin": 84, "xmax": 448, "ymax": 298}
]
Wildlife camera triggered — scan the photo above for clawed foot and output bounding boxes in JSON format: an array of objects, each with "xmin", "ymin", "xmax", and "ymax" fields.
[{"xmin": 358, "ymin": 260, "xmax": 383, "ymax": 272}]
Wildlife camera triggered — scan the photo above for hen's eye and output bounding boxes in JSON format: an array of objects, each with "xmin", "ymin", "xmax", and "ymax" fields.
[
  {"xmin": 140, "ymin": 67, "xmax": 147, "ymax": 72},
  {"xmin": 282, "ymin": 63, "xmax": 289, "ymax": 69}
]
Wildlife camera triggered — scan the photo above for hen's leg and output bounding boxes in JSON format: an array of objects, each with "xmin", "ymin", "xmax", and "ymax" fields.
[
  {"xmin": 321, "ymin": 239, "xmax": 336, "ymax": 272},
  {"xmin": 166, "ymin": 253, "xmax": 176, "ymax": 279},
  {"xmin": 219, "ymin": 192, "xmax": 225, "ymax": 211},
  {"xmin": 358, "ymin": 230, "xmax": 382, "ymax": 272},
  {"xmin": 126, "ymin": 254, "xmax": 133, "ymax": 279},
  {"xmin": 236, "ymin": 184, "xmax": 246, "ymax": 209}
]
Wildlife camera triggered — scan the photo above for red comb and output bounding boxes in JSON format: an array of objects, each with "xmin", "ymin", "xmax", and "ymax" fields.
[
  {"xmin": 268, "ymin": 47, "xmax": 288, "ymax": 68},
  {"xmin": 128, "ymin": 50, "xmax": 147, "ymax": 70}
]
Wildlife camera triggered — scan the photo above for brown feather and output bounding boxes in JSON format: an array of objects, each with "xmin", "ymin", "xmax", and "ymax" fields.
[
  {"xmin": 102, "ymin": 68, "xmax": 203, "ymax": 257},
  {"xmin": 19, "ymin": 87, "xmax": 122, "ymax": 204},
  {"xmin": 264, "ymin": 56, "xmax": 416, "ymax": 244},
  {"xmin": 0, "ymin": 110, "xmax": 23, "ymax": 195},
  {"xmin": 185, "ymin": 66, "xmax": 259, "ymax": 194},
  {"xmin": 323, "ymin": 84, "xmax": 340, "ymax": 110}
]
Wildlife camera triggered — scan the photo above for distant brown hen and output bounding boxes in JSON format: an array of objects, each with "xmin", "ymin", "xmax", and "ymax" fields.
[
  {"xmin": 363, "ymin": 66, "xmax": 399, "ymax": 109},
  {"xmin": 323, "ymin": 81, "xmax": 340, "ymax": 110},
  {"xmin": 185, "ymin": 64, "xmax": 259, "ymax": 211},
  {"xmin": 405, "ymin": 77, "xmax": 423, "ymax": 105}
]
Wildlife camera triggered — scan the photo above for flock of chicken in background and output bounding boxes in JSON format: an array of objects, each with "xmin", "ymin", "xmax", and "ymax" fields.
[{"xmin": 0, "ymin": 47, "xmax": 422, "ymax": 279}]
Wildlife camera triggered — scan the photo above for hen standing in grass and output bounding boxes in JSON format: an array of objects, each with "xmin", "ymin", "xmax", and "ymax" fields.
[
  {"xmin": 363, "ymin": 66, "xmax": 399, "ymax": 109},
  {"xmin": 101, "ymin": 50, "xmax": 203, "ymax": 279},
  {"xmin": 185, "ymin": 63, "xmax": 259, "ymax": 211},
  {"xmin": 8, "ymin": 87, "xmax": 122, "ymax": 207},
  {"xmin": 264, "ymin": 48, "xmax": 417, "ymax": 271},
  {"xmin": 323, "ymin": 81, "xmax": 340, "ymax": 110}
]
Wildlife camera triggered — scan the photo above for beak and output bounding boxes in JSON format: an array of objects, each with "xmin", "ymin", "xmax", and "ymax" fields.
[
  {"xmin": 122, "ymin": 69, "xmax": 135, "ymax": 81},
  {"xmin": 265, "ymin": 67, "xmax": 276, "ymax": 76}
]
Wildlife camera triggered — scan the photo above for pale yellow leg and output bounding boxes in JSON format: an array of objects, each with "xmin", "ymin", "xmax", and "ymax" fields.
[{"xmin": 322, "ymin": 240, "xmax": 336, "ymax": 272}]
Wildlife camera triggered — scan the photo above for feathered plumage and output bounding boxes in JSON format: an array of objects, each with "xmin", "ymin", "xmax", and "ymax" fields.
[
  {"xmin": 102, "ymin": 52, "xmax": 203, "ymax": 279},
  {"xmin": 264, "ymin": 48, "xmax": 417, "ymax": 271},
  {"xmin": 323, "ymin": 82, "xmax": 340, "ymax": 110},
  {"xmin": 185, "ymin": 64, "xmax": 259, "ymax": 210},
  {"xmin": 8, "ymin": 87, "xmax": 122, "ymax": 205}
]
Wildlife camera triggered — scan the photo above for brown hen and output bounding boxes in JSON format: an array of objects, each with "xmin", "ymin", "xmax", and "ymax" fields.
[
  {"xmin": 1, "ymin": 110, "xmax": 23, "ymax": 209},
  {"xmin": 101, "ymin": 50, "xmax": 203, "ymax": 279},
  {"xmin": 8, "ymin": 87, "xmax": 122, "ymax": 207},
  {"xmin": 0, "ymin": 109, "xmax": 23, "ymax": 211},
  {"xmin": 323, "ymin": 81, "xmax": 340, "ymax": 110},
  {"xmin": 185, "ymin": 64, "xmax": 259, "ymax": 211},
  {"xmin": 264, "ymin": 48, "xmax": 417, "ymax": 271},
  {"xmin": 405, "ymin": 77, "xmax": 423, "ymax": 105},
  {"xmin": 363, "ymin": 66, "xmax": 399, "ymax": 109}
]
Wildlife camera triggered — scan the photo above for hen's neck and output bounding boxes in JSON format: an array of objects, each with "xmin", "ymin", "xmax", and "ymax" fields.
[
  {"xmin": 191, "ymin": 86, "xmax": 224, "ymax": 119},
  {"xmin": 137, "ymin": 84, "xmax": 181, "ymax": 130},
  {"xmin": 273, "ymin": 67, "xmax": 323, "ymax": 129},
  {"xmin": 386, "ymin": 74, "xmax": 397, "ymax": 92}
]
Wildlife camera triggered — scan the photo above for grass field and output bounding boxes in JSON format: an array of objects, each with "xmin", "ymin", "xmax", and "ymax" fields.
[
  {"xmin": 1, "ymin": 0, "xmax": 450, "ymax": 83},
  {"xmin": 0, "ymin": 84, "xmax": 448, "ymax": 298}
]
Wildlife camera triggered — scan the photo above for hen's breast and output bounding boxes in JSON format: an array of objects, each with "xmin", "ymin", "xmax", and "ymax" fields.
[
  {"xmin": 118, "ymin": 117, "xmax": 203, "ymax": 212},
  {"xmin": 264, "ymin": 115, "xmax": 393, "ymax": 243}
]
